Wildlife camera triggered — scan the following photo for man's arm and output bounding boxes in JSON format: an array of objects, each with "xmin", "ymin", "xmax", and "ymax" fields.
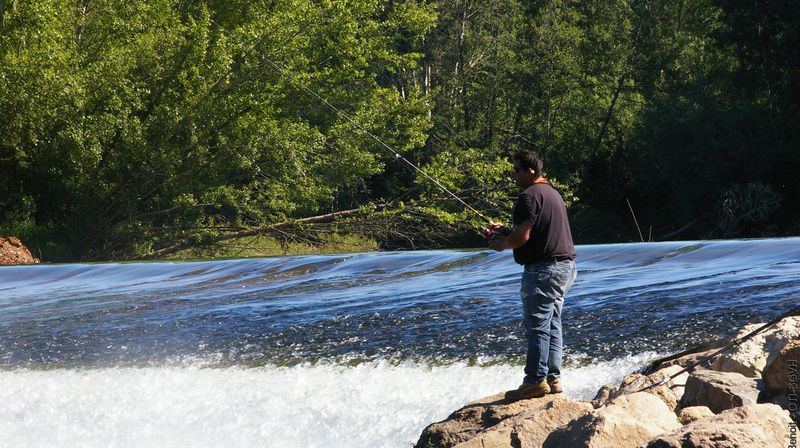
[{"xmin": 488, "ymin": 223, "xmax": 532, "ymax": 252}]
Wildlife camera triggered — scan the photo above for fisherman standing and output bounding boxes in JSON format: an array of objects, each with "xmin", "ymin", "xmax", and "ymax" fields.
[{"xmin": 487, "ymin": 150, "xmax": 577, "ymax": 401}]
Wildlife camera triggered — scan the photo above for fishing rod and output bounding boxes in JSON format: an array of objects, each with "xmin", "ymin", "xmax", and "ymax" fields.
[
  {"xmin": 211, "ymin": 19, "xmax": 493, "ymax": 225},
  {"xmin": 639, "ymin": 302, "xmax": 800, "ymax": 392}
]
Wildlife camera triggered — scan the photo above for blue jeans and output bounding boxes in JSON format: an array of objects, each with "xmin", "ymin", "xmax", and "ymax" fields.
[{"xmin": 519, "ymin": 259, "xmax": 577, "ymax": 385}]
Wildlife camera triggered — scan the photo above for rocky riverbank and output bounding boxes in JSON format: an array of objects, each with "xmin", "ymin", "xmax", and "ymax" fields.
[
  {"xmin": 415, "ymin": 316, "xmax": 799, "ymax": 448},
  {"xmin": 0, "ymin": 237, "xmax": 39, "ymax": 265}
]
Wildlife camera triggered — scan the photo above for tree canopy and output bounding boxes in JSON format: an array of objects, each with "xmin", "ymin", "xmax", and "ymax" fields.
[{"xmin": 1, "ymin": 0, "xmax": 798, "ymax": 261}]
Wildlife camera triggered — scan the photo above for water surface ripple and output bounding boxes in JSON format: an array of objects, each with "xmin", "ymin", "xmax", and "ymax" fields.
[{"xmin": 1, "ymin": 238, "xmax": 799, "ymax": 369}]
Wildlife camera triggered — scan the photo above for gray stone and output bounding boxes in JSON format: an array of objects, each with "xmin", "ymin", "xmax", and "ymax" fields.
[{"xmin": 678, "ymin": 369, "xmax": 762, "ymax": 414}]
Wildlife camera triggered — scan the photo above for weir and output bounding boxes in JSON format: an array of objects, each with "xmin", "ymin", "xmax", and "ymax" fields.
[{"xmin": 1, "ymin": 238, "xmax": 799, "ymax": 447}]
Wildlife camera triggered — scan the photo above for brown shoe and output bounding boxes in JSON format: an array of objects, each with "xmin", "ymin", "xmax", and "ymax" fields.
[
  {"xmin": 548, "ymin": 378, "xmax": 563, "ymax": 394},
  {"xmin": 505, "ymin": 380, "xmax": 550, "ymax": 401}
]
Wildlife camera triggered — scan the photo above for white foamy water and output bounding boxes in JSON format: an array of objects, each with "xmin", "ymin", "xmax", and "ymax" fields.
[{"xmin": 0, "ymin": 355, "xmax": 655, "ymax": 448}]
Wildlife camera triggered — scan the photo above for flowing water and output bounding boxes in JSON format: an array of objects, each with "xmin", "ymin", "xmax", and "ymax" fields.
[{"xmin": 1, "ymin": 238, "xmax": 799, "ymax": 447}]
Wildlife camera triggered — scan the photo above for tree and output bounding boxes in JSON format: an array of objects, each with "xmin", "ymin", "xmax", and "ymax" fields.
[
  {"xmin": 0, "ymin": 0, "xmax": 436, "ymax": 260},
  {"xmin": 623, "ymin": 0, "xmax": 794, "ymax": 238},
  {"xmin": 713, "ymin": 0, "xmax": 800, "ymax": 228}
]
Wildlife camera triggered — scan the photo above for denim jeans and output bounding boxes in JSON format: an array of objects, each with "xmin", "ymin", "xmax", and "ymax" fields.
[{"xmin": 519, "ymin": 259, "xmax": 577, "ymax": 385}]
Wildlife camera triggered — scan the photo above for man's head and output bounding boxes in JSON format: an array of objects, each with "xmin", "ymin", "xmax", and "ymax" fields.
[{"xmin": 512, "ymin": 150, "xmax": 544, "ymax": 189}]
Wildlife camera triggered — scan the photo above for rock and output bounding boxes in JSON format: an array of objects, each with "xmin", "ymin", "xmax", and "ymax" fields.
[
  {"xmin": 591, "ymin": 385, "xmax": 618, "ymax": 408},
  {"xmin": 446, "ymin": 396, "xmax": 593, "ymax": 448},
  {"xmin": 510, "ymin": 397, "xmax": 594, "ymax": 448},
  {"xmin": 712, "ymin": 317, "xmax": 800, "ymax": 377},
  {"xmin": 677, "ymin": 406, "xmax": 715, "ymax": 425},
  {"xmin": 678, "ymin": 370, "xmax": 763, "ymax": 414},
  {"xmin": 416, "ymin": 317, "xmax": 800, "ymax": 448},
  {"xmin": 541, "ymin": 392, "xmax": 681, "ymax": 448},
  {"xmin": 762, "ymin": 340, "xmax": 800, "ymax": 399},
  {"xmin": 0, "ymin": 236, "xmax": 40, "ymax": 265},
  {"xmin": 592, "ymin": 365, "xmax": 688, "ymax": 411},
  {"xmin": 644, "ymin": 403, "xmax": 791, "ymax": 448},
  {"xmin": 414, "ymin": 392, "xmax": 561, "ymax": 448},
  {"xmin": 772, "ymin": 394, "xmax": 790, "ymax": 407},
  {"xmin": 647, "ymin": 368, "xmax": 690, "ymax": 412}
]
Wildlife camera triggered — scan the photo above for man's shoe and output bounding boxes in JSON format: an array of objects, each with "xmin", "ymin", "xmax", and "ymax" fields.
[
  {"xmin": 548, "ymin": 378, "xmax": 563, "ymax": 394},
  {"xmin": 505, "ymin": 380, "xmax": 550, "ymax": 401}
]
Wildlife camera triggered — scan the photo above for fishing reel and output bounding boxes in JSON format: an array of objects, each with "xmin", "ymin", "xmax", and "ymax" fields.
[
  {"xmin": 480, "ymin": 225, "xmax": 510, "ymax": 240},
  {"xmin": 480, "ymin": 226, "xmax": 497, "ymax": 239}
]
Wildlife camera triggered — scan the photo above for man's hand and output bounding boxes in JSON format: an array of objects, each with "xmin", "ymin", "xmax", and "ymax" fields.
[
  {"xmin": 488, "ymin": 237, "xmax": 506, "ymax": 252},
  {"xmin": 488, "ymin": 223, "xmax": 532, "ymax": 252},
  {"xmin": 487, "ymin": 222, "xmax": 509, "ymax": 251}
]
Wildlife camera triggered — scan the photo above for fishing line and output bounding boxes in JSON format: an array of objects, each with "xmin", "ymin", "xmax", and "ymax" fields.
[
  {"xmin": 210, "ymin": 19, "xmax": 492, "ymax": 224},
  {"xmin": 639, "ymin": 302, "xmax": 800, "ymax": 392}
]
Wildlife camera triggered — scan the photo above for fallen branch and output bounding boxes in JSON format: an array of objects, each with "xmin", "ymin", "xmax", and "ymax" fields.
[{"xmin": 141, "ymin": 202, "xmax": 393, "ymax": 258}]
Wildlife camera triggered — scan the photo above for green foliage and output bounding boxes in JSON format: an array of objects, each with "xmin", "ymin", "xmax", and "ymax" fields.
[
  {"xmin": 0, "ymin": 0, "xmax": 435, "ymax": 260},
  {"xmin": 1, "ymin": 0, "xmax": 798, "ymax": 261}
]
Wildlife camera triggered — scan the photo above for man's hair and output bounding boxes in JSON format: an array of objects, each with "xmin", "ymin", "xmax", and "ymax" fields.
[{"xmin": 513, "ymin": 150, "xmax": 543, "ymax": 176}]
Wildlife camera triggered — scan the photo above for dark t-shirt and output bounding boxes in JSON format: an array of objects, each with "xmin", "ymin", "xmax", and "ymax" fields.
[{"xmin": 512, "ymin": 182, "xmax": 576, "ymax": 265}]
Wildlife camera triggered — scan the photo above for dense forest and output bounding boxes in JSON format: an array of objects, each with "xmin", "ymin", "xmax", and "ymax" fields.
[{"xmin": 1, "ymin": 0, "xmax": 798, "ymax": 262}]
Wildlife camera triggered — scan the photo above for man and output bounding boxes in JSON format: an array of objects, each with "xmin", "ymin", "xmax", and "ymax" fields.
[{"xmin": 488, "ymin": 150, "xmax": 577, "ymax": 401}]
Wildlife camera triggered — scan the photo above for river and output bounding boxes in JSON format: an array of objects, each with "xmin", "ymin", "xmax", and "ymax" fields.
[{"xmin": 1, "ymin": 238, "xmax": 799, "ymax": 447}]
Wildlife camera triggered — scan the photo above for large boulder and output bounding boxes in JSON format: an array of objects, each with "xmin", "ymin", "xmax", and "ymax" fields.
[
  {"xmin": 0, "ymin": 236, "xmax": 40, "ymax": 265},
  {"xmin": 448, "ymin": 396, "xmax": 593, "ymax": 448},
  {"xmin": 510, "ymin": 397, "xmax": 594, "ymax": 448},
  {"xmin": 541, "ymin": 392, "xmax": 681, "ymax": 448},
  {"xmin": 712, "ymin": 317, "xmax": 800, "ymax": 377},
  {"xmin": 644, "ymin": 403, "xmax": 791, "ymax": 448},
  {"xmin": 415, "ymin": 392, "xmax": 561, "ymax": 448},
  {"xmin": 678, "ymin": 369, "xmax": 762, "ymax": 414}
]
